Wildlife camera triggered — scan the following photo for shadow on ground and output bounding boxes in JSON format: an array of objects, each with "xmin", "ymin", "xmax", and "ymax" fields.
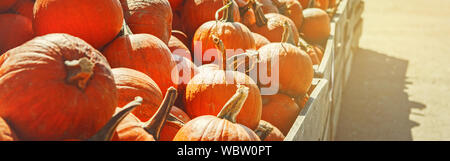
[{"xmin": 335, "ymin": 48, "xmax": 426, "ymax": 141}]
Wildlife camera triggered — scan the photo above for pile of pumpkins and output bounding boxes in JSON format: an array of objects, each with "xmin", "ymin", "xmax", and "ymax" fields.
[{"xmin": 0, "ymin": 0, "xmax": 335, "ymax": 141}]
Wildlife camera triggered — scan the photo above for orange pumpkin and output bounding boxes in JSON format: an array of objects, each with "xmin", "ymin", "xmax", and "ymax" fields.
[
  {"xmin": 261, "ymin": 94, "xmax": 301, "ymax": 135},
  {"xmin": 120, "ymin": 0, "xmax": 172, "ymax": 44},
  {"xmin": 246, "ymin": 2, "xmax": 299, "ymax": 44},
  {"xmin": 0, "ymin": 117, "xmax": 19, "ymax": 141},
  {"xmin": 174, "ymin": 85, "xmax": 261, "ymax": 141},
  {"xmin": 185, "ymin": 69, "xmax": 262, "ymax": 130},
  {"xmin": 102, "ymin": 33, "xmax": 179, "ymax": 96},
  {"xmin": 113, "ymin": 87, "xmax": 178, "ymax": 141},
  {"xmin": 169, "ymin": 34, "xmax": 192, "ymax": 61},
  {"xmin": 11, "ymin": 0, "xmax": 34, "ymax": 20},
  {"xmin": 0, "ymin": 0, "xmax": 17, "ymax": 12},
  {"xmin": 171, "ymin": 30, "xmax": 191, "ymax": 51},
  {"xmin": 33, "ymin": 0, "xmax": 123, "ymax": 49},
  {"xmin": 271, "ymin": 0, "xmax": 304, "ymax": 32},
  {"xmin": 254, "ymin": 120, "xmax": 285, "ymax": 141},
  {"xmin": 192, "ymin": 2, "xmax": 256, "ymax": 65},
  {"xmin": 298, "ymin": 0, "xmax": 310, "ymax": 8},
  {"xmin": 314, "ymin": 0, "xmax": 329, "ymax": 10},
  {"xmin": 0, "ymin": 14, "xmax": 34, "ymax": 54},
  {"xmin": 252, "ymin": 32, "xmax": 270, "ymax": 50},
  {"xmin": 298, "ymin": 37, "xmax": 321, "ymax": 65},
  {"xmin": 0, "ymin": 33, "xmax": 117, "ymax": 140},
  {"xmin": 112, "ymin": 68, "xmax": 164, "ymax": 122},
  {"xmin": 181, "ymin": 0, "xmax": 240, "ymax": 38},
  {"xmin": 300, "ymin": 8, "xmax": 331, "ymax": 43},
  {"xmin": 255, "ymin": 0, "xmax": 279, "ymax": 14},
  {"xmin": 159, "ymin": 106, "xmax": 190, "ymax": 141}
]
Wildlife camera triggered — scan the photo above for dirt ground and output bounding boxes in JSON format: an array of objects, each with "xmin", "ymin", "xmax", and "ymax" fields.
[{"xmin": 335, "ymin": 0, "xmax": 450, "ymax": 141}]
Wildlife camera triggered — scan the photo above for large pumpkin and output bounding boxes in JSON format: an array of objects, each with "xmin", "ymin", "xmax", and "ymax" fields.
[
  {"xmin": 112, "ymin": 68, "xmax": 163, "ymax": 122},
  {"xmin": 174, "ymin": 85, "xmax": 260, "ymax": 141},
  {"xmin": 120, "ymin": 0, "xmax": 172, "ymax": 44},
  {"xmin": 0, "ymin": 33, "xmax": 117, "ymax": 140},
  {"xmin": 261, "ymin": 94, "xmax": 301, "ymax": 135},
  {"xmin": 181, "ymin": 0, "xmax": 240, "ymax": 38},
  {"xmin": 192, "ymin": 1, "xmax": 256, "ymax": 65},
  {"xmin": 0, "ymin": 117, "xmax": 18, "ymax": 141},
  {"xmin": 113, "ymin": 87, "xmax": 178, "ymax": 141},
  {"xmin": 300, "ymin": 8, "xmax": 331, "ymax": 43},
  {"xmin": 185, "ymin": 69, "xmax": 262, "ymax": 130},
  {"xmin": 0, "ymin": 0, "xmax": 17, "ymax": 12},
  {"xmin": 102, "ymin": 33, "xmax": 179, "ymax": 96},
  {"xmin": 33, "ymin": 0, "xmax": 123, "ymax": 49},
  {"xmin": 0, "ymin": 14, "xmax": 34, "ymax": 54}
]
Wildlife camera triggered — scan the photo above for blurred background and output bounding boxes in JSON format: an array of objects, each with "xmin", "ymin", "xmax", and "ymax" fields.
[{"xmin": 335, "ymin": 0, "xmax": 450, "ymax": 141}]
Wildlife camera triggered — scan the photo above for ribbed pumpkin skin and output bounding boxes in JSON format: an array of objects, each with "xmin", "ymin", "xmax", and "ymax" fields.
[
  {"xmin": 102, "ymin": 34, "xmax": 179, "ymax": 96},
  {"xmin": 256, "ymin": 0, "xmax": 279, "ymax": 14},
  {"xmin": 181, "ymin": 0, "xmax": 241, "ymax": 38},
  {"xmin": 256, "ymin": 43, "xmax": 313, "ymax": 97},
  {"xmin": 112, "ymin": 68, "xmax": 163, "ymax": 122},
  {"xmin": 0, "ymin": 14, "xmax": 34, "ymax": 54},
  {"xmin": 159, "ymin": 106, "xmax": 190, "ymax": 141},
  {"xmin": 249, "ymin": 13, "xmax": 299, "ymax": 45},
  {"xmin": 112, "ymin": 109, "xmax": 156, "ymax": 141},
  {"xmin": 120, "ymin": 0, "xmax": 172, "ymax": 44},
  {"xmin": 0, "ymin": 33, "xmax": 117, "ymax": 140},
  {"xmin": 192, "ymin": 21, "xmax": 256, "ymax": 65},
  {"xmin": 173, "ymin": 115, "xmax": 261, "ymax": 141},
  {"xmin": 252, "ymin": 32, "xmax": 270, "ymax": 49},
  {"xmin": 185, "ymin": 70, "xmax": 262, "ymax": 130},
  {"xmin": 256, "ymin": 120, "xmax": 285, "ymax": 141},
  {"xmin": 300, "ymin": 8, "xmax": 330, "ymax": 43},
  {"xmin": 172, "ymin": 55, "xmax": 198, "ymax": 109},
  {"xmin": 0, "ymin": 0, "xmax": 17, "ymax": 12},
  {"xmin": 261, "ymin": 94, "xmax": 300, "ymax": 135},
  {"xmin": 0, "ymin": 117, "xmax": 19, "ymax": 141},
  {"xmin": 33, "ymin": 0, "xmax": 123, "ymax": 49},
  {"xmin": 11, "ymin": 0, "xmax": 34, "ymax": 20}
]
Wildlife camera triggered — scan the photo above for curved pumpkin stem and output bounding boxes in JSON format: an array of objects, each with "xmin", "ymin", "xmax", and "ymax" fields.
[
  {"xmin": 298, "ymin": 37, "xmax": 314, "ymax": 53},
  {"xmin": 212, "ymin": 35, "xmax": 227, "ymax": 70},
  {"xmin": 143, "ymin": 87, "xmax": 178, "ymax": 140},
  {"xmin": 65, "ymin": 57, "xmax": 95, "ymax": 90},
  {"xmin": 86, "ymin": 97, "xmax": 143, "ymax": 141},
  {"xmin": 226, "ymin": 50, "xmax": 259, "ymax": 74},
  {"xmin": 281, "ymin": 21, "xmax": 296, "ymax": 45},
  {"xmin": 254, "ymin": 121, "xmax": 274, "ymax": 140},
  {"xmin": 215, "ymin": 0, "xmax": 234, "ymax": 22},
  {"xmin": 251, "ymin": 0, "xmax": 268, "ymax": 27},
  {"xmin": 217, "ymin": 85, "xmax": 250, "ymax": 123}
]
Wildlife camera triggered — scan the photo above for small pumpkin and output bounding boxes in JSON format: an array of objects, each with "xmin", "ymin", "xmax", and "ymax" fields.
[
  {"xmin": 300, "ymin": 8, "xmax": 331, "ymax": 44},
  {"xmin": 261, "ymin": 94, "xmax": 301, "ymax": 135},
  {"xmin": 113, "ymin": 87, "xmax": 178, "ymax": 141},
  {"xmin": 0, "ymin": 33, "xmax": 117, "ymax": 140},
  {"xmin": 102, "ymin": 33, "xmax": 179, "ymax": 96},
  {"xmin": 33, "ymin": 0, "xmax": 123, "ymax": 49},
  {"xmin": 120, "ymin": 0, "xmax": 172, "ymax": 44},
  {"xmin": 181, "ymin": 0, "xmax": 241, "ymax": 38},
  {"xmin": 112, "ymin": 68, "xmax": 164, "ymax": 122},
  {"xmin": 0, "ymin": 13, "xmax": 34, "ymax": 54},
  {"xmin": 254, "ymin": 120, "xmax": 285, "ymax": 141},
  {"xmin": 192, "ymin": 1, "xmax": 256, "ymax": 65},
  {"xmin": 174, "ymin": 85, "xmax": 261, "ymax": 141},
  {"xmin": 0, "ymin": 117, "xmax": 19, "ymax": 141},
  {"xmin": 298, "ymin": 37, "xmax": 321, "ymax": 65}
]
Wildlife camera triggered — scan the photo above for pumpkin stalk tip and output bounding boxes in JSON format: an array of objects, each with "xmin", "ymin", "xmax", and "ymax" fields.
[
  {"xmin": 86, "ymin": 96, "xmax": 143, "ymax": 141},
  {"xmin": 255, "ymin": 122, "xmax": 274, "ymax": 140},
  {"xmin": 143, "ymin": 87, "xmax": 178, "ymax": 140},
  {"xmin": 217, "ymin": 85, "xmax": 250, "ymax": 123},
  {"xmin": 65, "ymin": 57, "xmax": 95, "ymax": 90}
]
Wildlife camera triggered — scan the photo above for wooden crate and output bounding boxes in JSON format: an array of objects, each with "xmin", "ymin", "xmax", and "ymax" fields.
[{"xmin": 285, "ymin": 78, "xmax": 331, "ymax": 141}]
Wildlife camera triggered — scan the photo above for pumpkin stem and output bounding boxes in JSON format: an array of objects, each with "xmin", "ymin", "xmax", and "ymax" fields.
[
  {"xmin": 297, "ymin": 37, "xmax": 314, "ymax": 53},
  {"xmin": 86, "ymin": 97, "xmax": 143, "ymax": 141},
  {"xmin": 251, "ymin": 0, "xmax": 268, "ymax": 27},
  {"xmin": 65, "ymin": 57, "xmax": 95, "ymax": 90},
  {"xmin": 212, "ymin": 35, "xmax": 227, "ymax": 70},
  {"xmin": 167, "ymin": 113, "xmax": 186, "ymax": 127},
  {"xmin": 254, "ymin": 121, "xmax": 274, "ymax": 140},
  {"xmin": 122, "ymin": 19, "xmax": 133, "ymax": 36},
  {"xmin": 217, "ymin": 85, "xmax": 249, "ymax": 123},
  {"xmin": 215, "ymin": 0, "xmax": 234, "ymax": 22},
  {"xmin": 143, "ymin": 87, "xmax": 178, "ymax": 140},
  {"xmin": 281, "ymin": 21, "xmax": 296, "ymax": 45},
  {"xmin": 226, "ymin": 50, "xmax": 259, "ymax": 74}
]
